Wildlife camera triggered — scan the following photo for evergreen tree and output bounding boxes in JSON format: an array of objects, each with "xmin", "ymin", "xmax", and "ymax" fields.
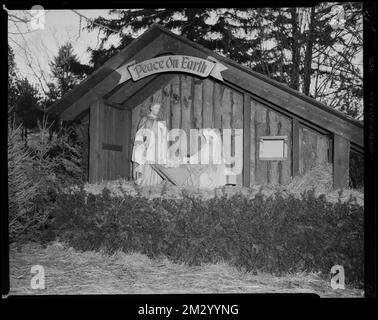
[
  {"xmin": 45, "ymin": 42, "xmax": 92, "ymax": 106},
  {"xmin": 14, "ymin": 78, "xmax": 44, "ymax": 130},
  {"xmin": 8, "ymin": 46, "xmax": 19, "ymax": 116},
  {"xmin": 87, "ymin": 8, "xmax": 258, "ymax": 69}
]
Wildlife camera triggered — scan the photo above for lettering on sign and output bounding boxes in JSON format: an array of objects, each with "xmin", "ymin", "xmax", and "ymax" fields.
[{"xmin": 125, "ymin": 55, "xmax": 227, "ymax": 82}]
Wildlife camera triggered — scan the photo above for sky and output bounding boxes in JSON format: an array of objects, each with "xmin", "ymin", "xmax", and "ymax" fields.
[{"xmin": 8, "ymin": 9, "xmax": 115, "ymax": 92}]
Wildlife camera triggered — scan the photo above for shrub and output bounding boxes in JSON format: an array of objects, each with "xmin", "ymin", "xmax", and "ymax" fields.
[
  {"xmin": 8, "ymin": 115, "xmax": 88, "ymax": 243},
  {"xmin": 8, "ymin": 122, "xmax": 40, "ymax": 239},
  {"xmin": 50, "ymin": 187, "xmax": 364, "ymax": 287}
]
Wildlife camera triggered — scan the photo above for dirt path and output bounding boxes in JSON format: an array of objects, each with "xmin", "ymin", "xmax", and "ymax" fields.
[{"xmin": 8, "ymin": 242, "xmax": 363, "ymax": 297}]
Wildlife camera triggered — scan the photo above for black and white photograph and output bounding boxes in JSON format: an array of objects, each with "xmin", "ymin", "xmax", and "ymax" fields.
[{"xmin": 2, "ymin": 2, "xmax": 376, "ymax": 303}]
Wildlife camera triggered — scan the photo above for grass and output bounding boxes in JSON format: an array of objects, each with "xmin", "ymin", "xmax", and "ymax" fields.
[{"xmin": 9, "ymin": 241, "xmax": 364, "ymax": 297}]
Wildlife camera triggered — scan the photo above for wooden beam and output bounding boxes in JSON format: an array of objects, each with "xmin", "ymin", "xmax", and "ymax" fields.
[
  {"xmin": 124, "ymin": 109, "xmax": 132, "ymax": 180},
  {"xmin": 102, "ymin": 99, "xmax": 124, "ymax": 110},
  {"xmin": 333, "ymin": 134, "xmax": 350, "ymax": 189},
  {"xmin": 105, "ymin": 73, "xmax": 159, "ymax": 104},
  {"xmin": 243, "ymin": 94, "xmax": 251, "ymax": 187},
  {"xmin": 292, "ymin": 117, "xmax": 300, "ymax": 177},
  {"xmin": 122, "ymin": 73, "xmax": 177, "ymax": 110},
  {"xmin": 89, "ymin": 101, "xmax": 102, "ymax": 183}
]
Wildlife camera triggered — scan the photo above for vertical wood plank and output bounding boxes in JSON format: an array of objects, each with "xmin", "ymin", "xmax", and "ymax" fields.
[
  {"xmin": 89, "ymin": 101, "xmax": 101, "ymax": 183},
  {"xmin": 243, "ymin": 94, "xmax": 251, "ymax": 187},
  {"xmin": 107, "ymin": 107, "xmax": 112, "ymax": 180},
  {"xmin": 116, "ymin": 109, "xmax": 123, "ymax": 178},
  {"xmin": 181, "ymin": 75, "xmax": 192, "ymax": 157},
  {"xmin": 161, "ymin": 82, "xmax": 172, "ymax": 130},
  {"xmin": 308, "ymin": 129, "xmax": 318, "ymax": 172},
  {"xmin": 250, "ymin": 99, "xmax": 256, "ymax": 185},
  {"xmin": 301, "ymin": 126, "xmax": 325, "ymax": 174},
  {"xmin": 193, "ymin": 78, "xmax": 203, "ymax": 129},
  {"xmin": 131, "ymin": 104, "xmax": 141, "ymax": 143},
  {"xmin": 299, "ymin": 124, "xmax": 331, "ymax": 176},
  {"xmin": 112, "ymin": 107, "xmax": 117, "ymax": 180},
  {"xmin": 141, "ymin": 97, "xmax": 151, "ymax": 118},
  {"xmin": 124, "ymin": 109, "xmax": 132, "ymax": 179},
  {"xmin": 152, "ymin": 87, "xmax": 163, "ymax": 105},
  {"xmin": 333, "ymin": 134, "xmax": 350, "ymax": 189},
  {"xmin": 213, "ymin": 82, "xmax": 223, "ymax": 129},
  {"xmin": 221, "ymin": 88, "xmax": 232, "ymax": 129},
  {"xmin": 232, "ymin": 90, "xmax": 243, "ymax": 186},
  {"xmin": 255, "ymin": 102, "xmax": 268, "ymax": 185},
  {"xmin": 169, "ymin": 76, "xmax": 181, "ymax": 160},
  {"xmin": 292, "ymin": 117, "xmax": 300, "ymax": 177},
  {"xmin": 222, "ymin": 87, "xmax": 232, "ymax": 184},
  {"xmin": 316, "ymin": 135, "xmax": 329, "ymax": 164},
  {"xmin": 202, "ymin": 78, "xmax": 214, "ymax": 128},
  {"xmin": 279, "ymin": 115, "xmax": 292, "ymax": 184},
  {"xmin": 104, "ymin": 105, "xmax": 110, "ymax": 181},
  {"xmin": 299, "ymin": 126, "xmax": 304, "ymax": 174},
  {"xmin": 171, "ymin": 76, "xmax": 181, "ymax": 129},
  {"xmin": 99, "ymin": 104, "xmax": 105, "ymax": 181},
  {"xmin": 268, "ymin": 110, "xmax": 279, "ymax": 185},
  {"xmin": 110, "ymin": 107, "xmax": 115, "ymax": 180},
  {"xmin": 191, "ymin": 77, "xmax": 202, "ymax": 157},
  {"xmin": 114, "ymin": 108, "xmax": 121, "ymax": 180},
  {"xmin": 102, "ymin": 105, "xmax": 108, "ymax": 181}
]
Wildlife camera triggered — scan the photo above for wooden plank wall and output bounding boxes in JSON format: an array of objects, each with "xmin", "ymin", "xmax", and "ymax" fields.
[
  {"xmin": 250, "ymin": 98, "xmax": 292, "ymax": 186},
  {"xmin": 333, "ymin": 134, "xmax": 350, "ymax": 188},
  {"xmin": 89, "ymin": 100, "xmax": 131, "ymax": 182},
  {"xmin": 75, "ymin": 113, "xmax": 89, "ymax": 181},
  {"xmin": 298, "ymin": 125, "xmax": 330, "ymax": 175},
  {"xmin": 130, "ymin": 74, "xmax": 244, "ymax": 185}
]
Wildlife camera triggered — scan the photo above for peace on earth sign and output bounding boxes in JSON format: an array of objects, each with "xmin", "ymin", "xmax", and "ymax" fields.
[{"xmin": 116, "ymin": 55, "xmax": 228, "ymax": 83}]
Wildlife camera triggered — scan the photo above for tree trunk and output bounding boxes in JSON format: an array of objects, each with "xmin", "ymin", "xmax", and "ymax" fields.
[
  {"xmin": 303, "ymin": 6, "xmax": 316, "ymax": 96},
  {"xmin": 289, "ymin": 8, "xmax": 300, "ymax": 90}
]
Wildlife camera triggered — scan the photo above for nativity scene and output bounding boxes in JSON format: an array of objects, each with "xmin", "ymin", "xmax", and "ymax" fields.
[{"xmin": 48, "ymin": 24, "xmax": 363, "ymax": 190}]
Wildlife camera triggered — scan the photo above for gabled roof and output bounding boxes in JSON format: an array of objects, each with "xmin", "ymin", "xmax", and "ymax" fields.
[{"xmin": 48, "ymin": 23, "xmax": 363, "ymax": 148}]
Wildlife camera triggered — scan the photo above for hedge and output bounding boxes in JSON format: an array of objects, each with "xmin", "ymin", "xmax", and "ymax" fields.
[{"xmin": 49, "ymin": 187, "xmax": 364, "ymax": 287}]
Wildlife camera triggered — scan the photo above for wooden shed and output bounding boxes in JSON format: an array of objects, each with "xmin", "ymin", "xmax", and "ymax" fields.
[{"xmin": 48, "ymin": 24, "xmax": 364, "ymax": 189}]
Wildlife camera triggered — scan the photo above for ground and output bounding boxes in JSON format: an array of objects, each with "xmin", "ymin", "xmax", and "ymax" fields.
[{"xmin": 8, "ymin": 241, "xmax": 364, "ymax": 297}]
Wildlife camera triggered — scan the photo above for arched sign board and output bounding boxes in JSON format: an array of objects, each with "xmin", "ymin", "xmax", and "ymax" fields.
[{"xmin": 115, "ymin": 55, "xmax": 228, "ymax": 85}]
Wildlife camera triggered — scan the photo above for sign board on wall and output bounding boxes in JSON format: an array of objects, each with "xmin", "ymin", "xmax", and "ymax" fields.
[{"xmin": 115, "ymin": 55, "xmax": 228, "ymax": 84}]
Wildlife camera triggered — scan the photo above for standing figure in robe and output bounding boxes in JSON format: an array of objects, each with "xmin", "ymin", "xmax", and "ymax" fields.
[{"xmin": 131, "ymin": 102, "xmax": 166, "ymax": 186}]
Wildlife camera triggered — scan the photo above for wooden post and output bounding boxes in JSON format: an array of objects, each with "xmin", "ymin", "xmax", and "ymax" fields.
[
  {"xmin": 292, "ymin": 117, "xmax": 300, "ymax": 177},
  {"xmin": 124, "ymin": 108, "xmax": 132, "ymax": 180},
  {"xmin": 89, "ymin": 101, "xmax": 102, "ymax": 183},
  {"xmin": 333, "ymin": 134, "xmax": 350, "ymax": 189},
  {"xmin": 243, "ymin": 94, "xmax": 251, "ymax": 187}
]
